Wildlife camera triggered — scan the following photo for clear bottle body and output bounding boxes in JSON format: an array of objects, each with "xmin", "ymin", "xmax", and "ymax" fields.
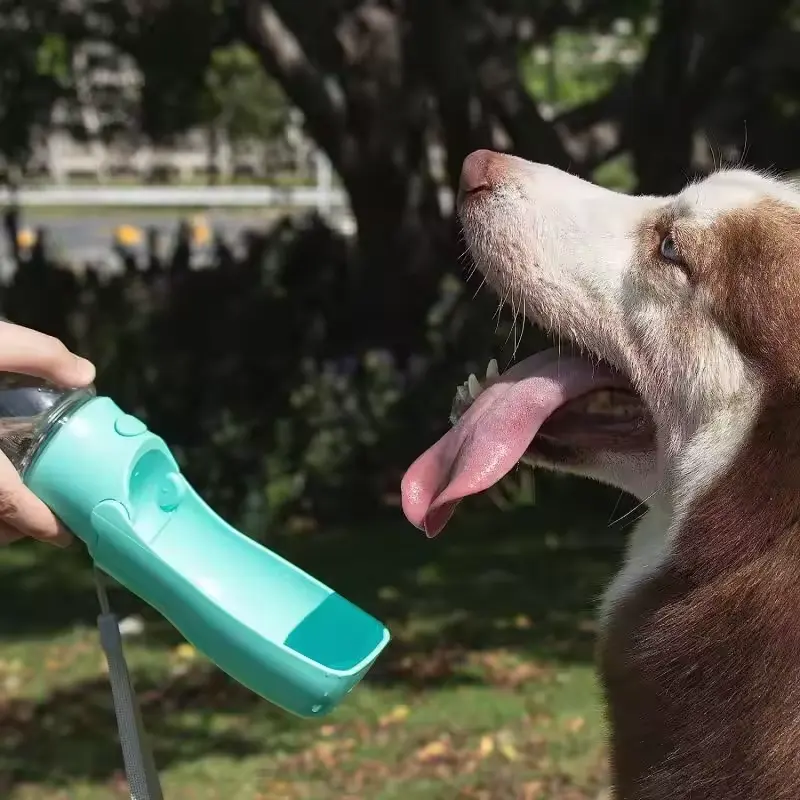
[{"xmin": 0, "ymin": 375, "xmax": 95, "ymax": 476}]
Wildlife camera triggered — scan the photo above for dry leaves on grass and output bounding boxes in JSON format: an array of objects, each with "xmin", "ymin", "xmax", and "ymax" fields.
[
  {"xmin": 255, "ymin": 780, "xmax": 316, "ymax": 800},
  {"xmin": 275, "ymin": 697, "xmax": 605, "ymax": 797},
  {"xmin": 469, "ymin": 649, "xmax": 550, "ymax": 690},
  {"xmin": 380, "ymin": 645, "xmax": 467, "ymax": 686},
  {"xmin": 457, "ymin": 780, "xmax": 608, "ymax": 800},
  {"xmin": 457, "ymin": 780, "xmax": 544, "ymax": 800},
  {"xmin": 373, "ymin": 637, "xmax": 550, "ymax": 693}
]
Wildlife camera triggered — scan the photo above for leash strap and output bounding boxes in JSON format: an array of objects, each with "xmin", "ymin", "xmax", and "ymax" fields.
[{"xmin": 94, "ymin": 568, "xmax": 164, "ymax": 800}]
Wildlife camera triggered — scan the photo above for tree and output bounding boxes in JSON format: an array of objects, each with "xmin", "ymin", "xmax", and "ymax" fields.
[
  {"xmin": 0, "ymin": 1, "xmax": 80, "ymax": 179},
  {"xmin": 5, "ymin": 0, "xmax": 800, "ymax": 354},
  {"xmin": 236, "ymin": 0, "xmax": 797, "ymax": 352},
  {"xmin": 102, "ymin": 0, "xmax": 224, "ymax": 147}
]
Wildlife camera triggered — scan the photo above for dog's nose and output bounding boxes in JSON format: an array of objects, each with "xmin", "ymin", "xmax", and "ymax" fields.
[
  {"xmin": 458, "ymin": 149, "xmax": 504, "ymax": 202},
  {"xmin": 459, "ymin": 150, "xmax": 493, "ymax": 195}
]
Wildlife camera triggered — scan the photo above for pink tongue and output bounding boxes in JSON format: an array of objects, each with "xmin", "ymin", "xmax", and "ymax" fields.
[{"xmin": 401, "ymin": 351, "xmax": 617, "ymax": 537}]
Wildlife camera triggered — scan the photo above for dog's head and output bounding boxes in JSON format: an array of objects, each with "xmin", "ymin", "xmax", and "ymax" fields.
[{"xmin": 402, "ymin": 150, "xmax": 800, "ymax": 536}]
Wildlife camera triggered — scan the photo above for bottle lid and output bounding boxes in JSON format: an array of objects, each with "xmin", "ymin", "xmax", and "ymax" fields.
[{"xmin": 0, "ymin": 375, "xmax": 95, "ymax": 472}]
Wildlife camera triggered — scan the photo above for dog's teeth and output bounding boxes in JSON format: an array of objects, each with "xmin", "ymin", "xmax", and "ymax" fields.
[
  {"xmin": 468, "ymin": 374, "xmax": 482, "ymax": 399},
  {"xmin": 486, "ymin": 359, "xmax": 499, "ymax": 380},
  {"xmin": 456, "ymin": 385, "xmax": 469, "ymax": 403}
]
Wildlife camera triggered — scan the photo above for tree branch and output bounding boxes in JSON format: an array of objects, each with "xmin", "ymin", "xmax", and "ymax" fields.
[
  {"xmin": 466, "ymin": 8, "xmax": 576, "ymax": 171},
  {"xmin": 241, "ymin": 0, "xmax": 347, "ymax": 169},
  {"xmin": 476, "ymin": 55, "xmax": 576, "ymax": 171}
]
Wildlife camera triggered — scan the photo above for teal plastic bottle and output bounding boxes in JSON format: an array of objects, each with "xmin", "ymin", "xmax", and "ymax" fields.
[{"xmin": 0, "ymin": 376, "xmax": 389, "ymax": 717}]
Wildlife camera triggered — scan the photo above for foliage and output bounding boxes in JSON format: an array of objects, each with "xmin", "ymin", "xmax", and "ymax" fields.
[
  {"xmin": 2, "ymin": 212, "xmax": 548, "ymax": 528},
  {"xmin": 203, "ymin": 44, "xmax": 290, "ymax": 149},
  {"xmin": 0, "ymin": 3, "xmax": 77, "ymax": 174},
  {"xmin": 522, "ymin": 22, "xmax": 648, "ymax": 111},
  {"xmin": 104, "ymin": 0, "xmax": 223, "ymax": 145}
]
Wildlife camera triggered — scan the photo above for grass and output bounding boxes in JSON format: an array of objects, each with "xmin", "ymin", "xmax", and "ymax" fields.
[{"xmin": 0, "ymin": 492, "xmax": 625, "ymax": 799}]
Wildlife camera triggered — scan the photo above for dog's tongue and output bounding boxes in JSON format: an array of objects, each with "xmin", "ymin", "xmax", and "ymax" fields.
[{"xmin": 401, "ymin": 351, "xmax": 617, "ymax": 537}]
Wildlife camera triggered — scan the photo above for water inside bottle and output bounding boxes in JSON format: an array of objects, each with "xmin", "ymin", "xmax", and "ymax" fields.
[{"xmin": 0, "ymin": 375, "xmax": 94, "ymax": 472}]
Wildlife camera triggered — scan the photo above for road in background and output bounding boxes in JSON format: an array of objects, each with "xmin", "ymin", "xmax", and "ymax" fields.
[
  {"xmin": 3, "ymin": 209, "xmax": 288, "ymax": 267},
  {"xmin": 0, "ymin": 209, "xmax": 356, "ymax": 276},
  {"xmin": 0, "ymin": 183, "xmax": 355, "ymax": 272}
]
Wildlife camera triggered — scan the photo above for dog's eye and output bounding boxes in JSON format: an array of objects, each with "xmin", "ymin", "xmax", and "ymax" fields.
[{"xmin": 659, "ymin": 234, "xmax": 682, "ymax": 264}]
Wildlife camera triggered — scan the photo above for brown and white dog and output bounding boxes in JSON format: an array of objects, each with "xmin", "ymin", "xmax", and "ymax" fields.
[{"xmin": 401, "ymin": 150, "xmax": 800, "ymax": 799}]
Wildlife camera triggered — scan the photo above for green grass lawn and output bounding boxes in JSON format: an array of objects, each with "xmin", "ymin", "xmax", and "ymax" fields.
[{"xmin": 0, "ymin": 494, "xmax": 625, "ymax": 799}]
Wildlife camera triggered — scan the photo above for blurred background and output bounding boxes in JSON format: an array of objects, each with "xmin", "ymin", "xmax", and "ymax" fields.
[{"xmin": 0, "ymin": 0, "xmax": 795, "ymax": 797}]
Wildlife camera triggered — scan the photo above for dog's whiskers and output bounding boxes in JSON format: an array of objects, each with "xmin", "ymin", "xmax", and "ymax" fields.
[{"xmin": 608, "ymin": 486, "xmax": 661, "ymax": 528}]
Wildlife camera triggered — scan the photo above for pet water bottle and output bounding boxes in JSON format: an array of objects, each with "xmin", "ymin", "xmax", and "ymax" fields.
[{"xmin": 0, "ymin": 373, "xmax": 390, "ymax": 717}]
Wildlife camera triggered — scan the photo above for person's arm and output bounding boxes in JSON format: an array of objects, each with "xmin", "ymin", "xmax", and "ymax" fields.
[{"xmin": 0, "ymin": 321, "xmax": 95, "ymax": 547}]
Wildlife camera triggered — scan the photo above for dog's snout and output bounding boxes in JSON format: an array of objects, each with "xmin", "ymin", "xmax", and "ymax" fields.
[{"xmin": 459, "ymin": 149, "xmax": 506, "ymax": 201}]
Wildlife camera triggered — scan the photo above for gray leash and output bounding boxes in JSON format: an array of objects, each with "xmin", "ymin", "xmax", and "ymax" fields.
[{"xmin": 94, "ymin": 568, "xmax": 164, "ymax": 800}]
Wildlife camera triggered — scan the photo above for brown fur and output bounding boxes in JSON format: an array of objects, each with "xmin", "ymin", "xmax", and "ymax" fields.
[{"xmin": 601, "ymin": 201, "xmax": 800, "ymax": 799}]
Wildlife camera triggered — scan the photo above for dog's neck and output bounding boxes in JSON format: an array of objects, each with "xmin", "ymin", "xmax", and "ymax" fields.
[{"xmin": 600, "ymin": 395, "xmax": 800, "ymax": 800}]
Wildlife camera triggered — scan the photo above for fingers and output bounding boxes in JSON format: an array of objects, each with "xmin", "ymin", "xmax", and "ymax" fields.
[
  {"xmin": 0, "ymin": 456, "xmax": 72, "ymax": 547},
  {"xmin": 0, "ymin": 321, "xmax": 95, "ymax": 387},
  {"xmin": 0, "ymin": 523, "xmax": 24, "ymax": 546},
  {"xmin": 0, "ymin": 322, "xmax": 89, "ymax": 547}
]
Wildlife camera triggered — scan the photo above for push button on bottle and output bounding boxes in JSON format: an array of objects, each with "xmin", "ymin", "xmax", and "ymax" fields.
[{"xmin": 114, "ymin": 414, "xmax": 147, "ymax": 437}]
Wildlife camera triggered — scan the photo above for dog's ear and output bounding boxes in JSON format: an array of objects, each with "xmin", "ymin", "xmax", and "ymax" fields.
[{"xmin": 702, "ymin": 201, "xmax": 800, "ymax": 387}]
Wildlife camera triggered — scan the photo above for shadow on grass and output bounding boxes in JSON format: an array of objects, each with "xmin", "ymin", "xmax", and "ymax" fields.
[
  {"xmin": 0, "ymin": 667, "xmax": 305, "ymax": 792},
  {"xmin": 133, "ymin": 483, "xmax": 628, "ymax": 666},
  {"xmin": 0, "ymin": 478, "xmax": 629, "ymax": 664}
]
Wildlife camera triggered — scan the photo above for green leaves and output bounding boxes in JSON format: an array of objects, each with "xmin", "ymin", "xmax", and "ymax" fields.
[
  {"xmin": 203, "ymin": 43, "xmax": 289, "ymax": 146},
  {"xmin": 0, "ymin": 7, "xmax": 71, "ymax": 170},
  {"xmin": 35, "ymin": 34, "xmax": 70, "ymax": 85}
]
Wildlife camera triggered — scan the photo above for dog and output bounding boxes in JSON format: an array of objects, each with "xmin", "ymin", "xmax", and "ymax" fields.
[{"xmin": 401, "ymin": 150, "xmax": 800, "ymax": 799}]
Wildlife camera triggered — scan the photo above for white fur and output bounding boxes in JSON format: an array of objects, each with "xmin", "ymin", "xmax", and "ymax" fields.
[
  {"xmin": 600, "ymin": 504, "xmax": 671, "ymax": 621},
  {"xmin": 459, "ymin": 159, "xmax": 790, "ymax": 620}
]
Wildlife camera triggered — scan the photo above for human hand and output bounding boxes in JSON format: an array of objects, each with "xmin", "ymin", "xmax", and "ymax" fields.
[{"xmin": 0, "ymin": 322, "xmax": 95, "ymax": 547}]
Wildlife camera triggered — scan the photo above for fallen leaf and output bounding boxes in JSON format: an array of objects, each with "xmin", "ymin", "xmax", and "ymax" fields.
[
  {"xmin": 258, "ymin": 780, "xmax": 300, "ymax": 799},
  {"xmin": 415, "ymin": 737, "xmax": 451, "ymax": 762},
  {"xmin": 477, "ymin": 734, "xmax": 495, "ymax": 758},
  {"xmin": 496, "ymin": 731, "xmax": 519, "ymax": 762},
  {"xmin": 473, "ymin": 650, "xmax": 548, "ymax": 689},
  {"xmin": 173, "ymin": 643, "xmax": 197, "ymax": 661},
  {"xmin": 521, "ymin": 780, "xmax": 544, "ymax": 799},
  {"xmin": 379, "ymin": 704, "xmax": 410, "ymax": 727},
  {"xmin": 310, "ymin": 741, "xmax": 337, "ymax": 768}
]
